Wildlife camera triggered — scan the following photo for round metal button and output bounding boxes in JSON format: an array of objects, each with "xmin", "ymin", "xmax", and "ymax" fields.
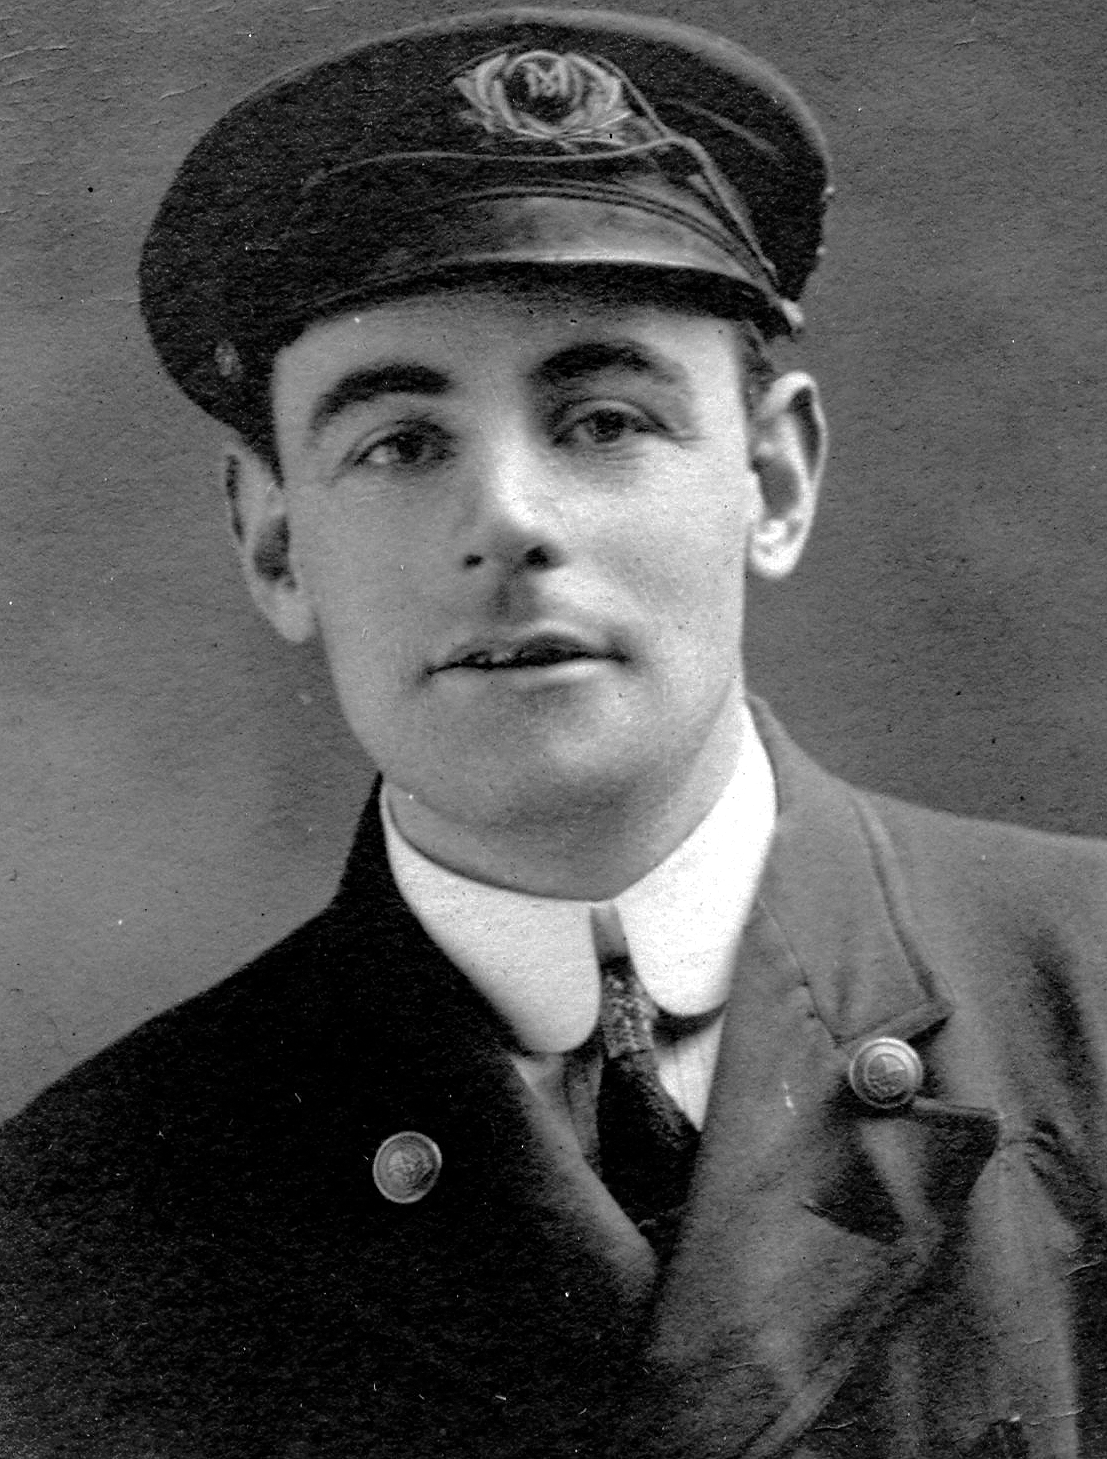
[
  {"xmin": 848, "ymin": 1037, "xmax": 924, "ymax": 1109},
  {"xmin": 372, "ymin": 1131, "xmax": 442, "ymax": 1204}
]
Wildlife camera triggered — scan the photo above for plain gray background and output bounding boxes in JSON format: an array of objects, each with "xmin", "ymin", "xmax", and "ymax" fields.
[{"xmin": 2, "ymin": 0, "xmax": 1105, "ymax": 1120}]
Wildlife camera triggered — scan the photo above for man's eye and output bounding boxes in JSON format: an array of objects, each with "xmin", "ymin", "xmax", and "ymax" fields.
[
  {"xmin": 561, "ymin": 405, "xmax": 654, "ymax": 447},
  {"xmin": 347, "ymin": 426, "xmax": 448, "ymax": 470}
]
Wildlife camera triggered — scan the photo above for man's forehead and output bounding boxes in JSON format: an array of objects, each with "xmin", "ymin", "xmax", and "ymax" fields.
[{"xmin": 275, "ymin": 279, "xmax": 734, "ymax": 396}]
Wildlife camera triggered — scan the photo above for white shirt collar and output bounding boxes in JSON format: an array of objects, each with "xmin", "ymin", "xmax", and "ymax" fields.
[{"xmin": 381, "ymin": 706, "xmax": 776, "ymax": 1054}]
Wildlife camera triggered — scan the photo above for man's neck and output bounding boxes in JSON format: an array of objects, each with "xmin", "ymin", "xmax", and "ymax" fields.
[{"xmin": 386, "ymin": 707, "xmax": 751, "ymax": 900}]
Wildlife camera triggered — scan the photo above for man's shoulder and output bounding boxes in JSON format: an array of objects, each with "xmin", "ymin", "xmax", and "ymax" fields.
[
  {"xmin": 0, "ymin": 898, "xmax": 371, "ymax": 1179},
  {"xmin": 759, "ymin": 700, "xmax": 1107, "ymax": 905},
  {"xmin": 842, "ymin": 777, "xmax": 1107, "ymax": 977},
  {"xmin": 858, "ymin": 777, "xmax": 1107, "ymax": 885}
]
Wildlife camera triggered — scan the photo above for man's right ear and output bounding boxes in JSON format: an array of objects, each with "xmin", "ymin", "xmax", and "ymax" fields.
[{"xmin": 222, "ymin": 444, "xmax": 317, "ymax": 644}]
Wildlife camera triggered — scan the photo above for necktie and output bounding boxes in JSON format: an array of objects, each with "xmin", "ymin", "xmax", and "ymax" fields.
[{"xmin": 591, "ymin": 903, "xmax": 699, "ymax": 1256}]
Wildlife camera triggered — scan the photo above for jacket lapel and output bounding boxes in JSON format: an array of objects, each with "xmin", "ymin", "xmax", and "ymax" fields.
[
  {"xmin": 638, "ymin": 709, "xmax": 1000, "ymax": 1457},
  {"xmin": 322, "ymin": 797, "xmax": 659, "ymax": 1370}
]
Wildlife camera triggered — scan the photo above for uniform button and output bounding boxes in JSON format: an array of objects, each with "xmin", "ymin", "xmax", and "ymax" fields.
[
  {"xmin": 848, "ymin": 1037, "xmax": 924, "ymax": 1109},
  {"xmin": 372, "ymin": 1131, "xmax": 442, "ymax": 1204}
]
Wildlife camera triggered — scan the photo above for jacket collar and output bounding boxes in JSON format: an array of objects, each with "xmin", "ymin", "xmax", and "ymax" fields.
[
  {"xmin": 750, "ymin": 696, "xmax": 955, "ymax": 1047},
  {"xmin": 638, "ymin": 702, "xmax": 999, "ymax": 1457}
]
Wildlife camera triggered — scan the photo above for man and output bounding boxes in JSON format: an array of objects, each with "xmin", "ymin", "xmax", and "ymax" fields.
[{"xmin": 2, "ymin": 8, "xmax": 1107, "ymax": 1458}]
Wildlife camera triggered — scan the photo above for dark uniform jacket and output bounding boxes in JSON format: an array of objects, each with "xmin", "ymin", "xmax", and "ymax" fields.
[{"xmin": 4, "ymin": 707, "xmax": 1107, "ymax": 1459}]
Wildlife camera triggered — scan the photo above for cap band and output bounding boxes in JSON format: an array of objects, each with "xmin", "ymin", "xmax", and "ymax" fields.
[{"xmin": 236, "ymin": 143, "xmax": 796, "ymax": 348}]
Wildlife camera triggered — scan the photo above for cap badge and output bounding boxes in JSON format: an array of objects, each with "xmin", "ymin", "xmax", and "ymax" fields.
[{"xmin": 455, "ymin": 49, "xmax": 636, "ymax": 150}]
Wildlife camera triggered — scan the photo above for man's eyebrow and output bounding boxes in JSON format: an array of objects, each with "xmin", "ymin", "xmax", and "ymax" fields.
[
  {"xmin": 306, "ymin": 364, "xmax": 451, "ymax": 440},
  {"xmin": 534, "ymin": 340, "xmax": 690, "ymax": 391}
]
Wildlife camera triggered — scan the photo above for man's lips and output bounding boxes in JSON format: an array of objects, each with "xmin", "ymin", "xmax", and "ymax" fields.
[{"xmin": 431, "ymin": 628, "xmax": 618, "ymax": 674}]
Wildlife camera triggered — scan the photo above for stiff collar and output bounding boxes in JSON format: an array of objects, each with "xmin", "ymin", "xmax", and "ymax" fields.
[{"xmin": 380, "ymin": 707, "xmax": 776, "ymax": 1055}]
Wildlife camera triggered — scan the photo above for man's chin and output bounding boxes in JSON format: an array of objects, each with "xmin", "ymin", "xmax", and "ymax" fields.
[{"xmin": 390, "ymin": 743, "xmax": 659, "ymax": 836}]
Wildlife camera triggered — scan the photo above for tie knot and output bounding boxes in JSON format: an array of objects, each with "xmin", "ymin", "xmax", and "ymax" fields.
[
  {"xmin": 590, "ymin": 903, "xmax": 657, "ymax": 1060},
  {"xmin": 600, "ymin": 955, "xmax": 658, "ymax": 1059}
]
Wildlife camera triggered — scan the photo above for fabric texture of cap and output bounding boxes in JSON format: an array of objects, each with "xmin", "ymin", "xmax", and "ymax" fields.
[{"xmin": 139, "ymin": 6, "xmax": 832, "ymax": 436}]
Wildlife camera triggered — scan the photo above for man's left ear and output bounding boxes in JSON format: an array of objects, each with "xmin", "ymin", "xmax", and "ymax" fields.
[{"xmin": 746, "ymin": 371, "xmax": 827, "ymax": 581}]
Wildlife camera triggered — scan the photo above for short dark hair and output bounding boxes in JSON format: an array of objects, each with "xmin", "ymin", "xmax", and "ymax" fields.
[
  {"xmin": 239, "ymin": 400, "xmax": 281, "ymax": 477},
  {"xmin": 734, "ymin": 319, "xmax": 777, "ymax": 411}
]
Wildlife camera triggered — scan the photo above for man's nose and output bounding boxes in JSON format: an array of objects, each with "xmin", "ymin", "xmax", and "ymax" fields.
[{"xmin": 457, "ymin": 432, "xmax": 569, "ymax": 574}]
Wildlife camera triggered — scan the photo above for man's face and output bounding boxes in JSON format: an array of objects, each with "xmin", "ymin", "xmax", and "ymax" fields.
[{"xmin": 259, "ymin": 278, "xmax": 818, "ymax": 861}]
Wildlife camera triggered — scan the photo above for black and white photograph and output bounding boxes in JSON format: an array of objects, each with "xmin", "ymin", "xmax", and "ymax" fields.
[{"xmin": 2, "ymin": 1, "xmax": 1106, "ymax": 1454}]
